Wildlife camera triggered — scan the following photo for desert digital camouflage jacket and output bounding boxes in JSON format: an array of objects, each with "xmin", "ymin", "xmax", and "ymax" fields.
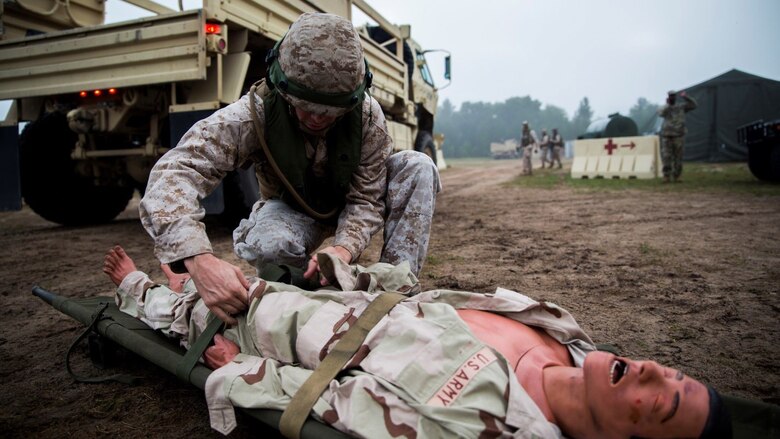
[
  {"xmin": 658, "ymin": 96, "xmax": 698, "ymax": 137},
  {"xmin": 201, "ymin": 257, "xmax": 597, "ymax": 439},
  {"xmin": 139, "ymin": 88, "xmax": 392, "ymax": 265}
]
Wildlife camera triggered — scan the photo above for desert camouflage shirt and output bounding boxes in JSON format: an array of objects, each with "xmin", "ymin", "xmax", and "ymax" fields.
[
  {"xmin": 658, "ymin": 96, "xmax": 698, "ymax": 137},
  {"xmin": 139, "ymin": 88, "xmax": 392, "ymax": 265},
  {"xmin": 204, "ymin": 256, "xmax": 596, "ymax": 438}
]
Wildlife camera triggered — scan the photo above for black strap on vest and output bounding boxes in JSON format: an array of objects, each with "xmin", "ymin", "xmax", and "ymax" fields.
[{"xmin": 249, "ymin": 82, "xmax": 339, "ymax": 220}]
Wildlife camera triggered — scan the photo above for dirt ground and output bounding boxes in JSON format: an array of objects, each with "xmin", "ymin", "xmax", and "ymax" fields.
[{"xmin": 1, "ymin": 159, "xmax": 778, "ymax": 438}]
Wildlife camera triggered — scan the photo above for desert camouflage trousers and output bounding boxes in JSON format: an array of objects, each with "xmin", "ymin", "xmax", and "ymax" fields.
[
  {"xmin": 661, "ymin": 136, "xmax": 685, "ymax": 180},
  {"xmin": 521, "ymin": 146, "xmax": 534, "ymax": 175},
  {"xmin": 550, "ymin": 146, "xmax": 563, "ymax": 168},
  {"xmin": 233, "ymin": 151, "xmax": 440, "ymax": 276}
]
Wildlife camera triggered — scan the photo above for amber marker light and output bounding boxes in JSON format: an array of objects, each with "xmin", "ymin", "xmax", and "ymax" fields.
[
  {"xmin": 108, "ymin": 88, "xmax": 117, "ymax": 95},
  {"xmin": 79, "ymin": 91, "xmax": 88, "ymax": 98},
  {"xmin": 93, "ymin": 89, "xmax": 103, "ymax": 97},
  {"xmin": 205, "ymin": 23, "xmax": 222, "ymax": 34}
]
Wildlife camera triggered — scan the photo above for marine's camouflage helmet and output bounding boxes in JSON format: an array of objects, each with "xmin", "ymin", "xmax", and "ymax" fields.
[{"xmin": 276, "ymin": 12, "xmax": 367, "ymax": 117}]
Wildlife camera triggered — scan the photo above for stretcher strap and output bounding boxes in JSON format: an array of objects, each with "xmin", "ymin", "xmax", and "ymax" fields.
[
  {"xmin": 66, "ymin": 302, "xmax": 141, "ymax": 385},
  {"xmin": 175, "ymin": 317, "xmax": 224, "ymax": 382},
  {"xmin": 279, "ymin": 292, "xmax": 406, "ymax": 439}
]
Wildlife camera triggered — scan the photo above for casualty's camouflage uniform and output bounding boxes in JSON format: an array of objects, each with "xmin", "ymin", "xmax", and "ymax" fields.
[
  {"xmin": 518, "ymin": 123, "xmax": 538, "ymax": 176},
  {"xmin": 139, "ymin": 13, "xmax": 440, "ymax": 276},
  {"xmin": 550, "ymin": 130, "xmax": 563, "ymax": 169},
  {"xmin": 658, "ymin": 93, "xmax": 697, "ymax": 181},
  {"xmin": 115, "ymin": 254, "xmax": 596, "ymax": 438}
]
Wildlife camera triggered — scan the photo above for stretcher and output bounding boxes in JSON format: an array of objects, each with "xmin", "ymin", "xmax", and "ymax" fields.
[
  {"xmin": 33, "ymin": 285, "xmax": 349, "ymax": 439},
  {"xmin": 33, "ymin": 286, "xmax": 779, "ymax": 439}
]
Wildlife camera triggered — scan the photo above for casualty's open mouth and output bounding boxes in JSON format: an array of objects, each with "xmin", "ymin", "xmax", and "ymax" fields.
[{"xmin": 610, "ymin": 359, "xmax": 628, "ymax": 385}]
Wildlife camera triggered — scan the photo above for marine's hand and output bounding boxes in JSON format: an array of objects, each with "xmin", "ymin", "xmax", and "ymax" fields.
[
  {"xmin": 184, "ymin": 253, "xmax": 249, "ymax": 325},
  {"xmin": 204, "ymin": 334, "xmax": 240, "ymax": 369},
  {"xmin": 303, "ymin": 245, "xmax": 352, "ymax": 286}
]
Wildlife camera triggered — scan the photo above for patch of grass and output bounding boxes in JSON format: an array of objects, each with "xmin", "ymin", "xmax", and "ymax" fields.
[{"xmin": 506, "ymin": 162, "xmax": 780, "ymax": 196}]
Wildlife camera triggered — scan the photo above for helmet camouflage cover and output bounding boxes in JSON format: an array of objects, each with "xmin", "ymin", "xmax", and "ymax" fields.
[{"xmin": 275, "ymin": 12, "xmax": 367, "ymax": 118}]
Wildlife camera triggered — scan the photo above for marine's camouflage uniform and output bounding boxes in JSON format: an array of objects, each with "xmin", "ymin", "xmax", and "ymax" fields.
[
  {"xmin": 139, "ymin": 13, "xmax": 440, "ymax": 276},
  {"xmin": 115, "ymin": 254, "xmax": 596, "ymax": 438},
  {"xmin": 658, "ymin": 95, "xmax": 697, "ymax": 180}
]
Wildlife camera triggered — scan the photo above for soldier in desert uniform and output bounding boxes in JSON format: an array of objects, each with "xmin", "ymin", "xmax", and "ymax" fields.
[
  {"xmin": 539, "ymin": 129, "xmax": 551, "ymax": 169},
  {"xmin": 518, "ymin": 121, "xmax": 538, "ymax": 175},
  {"xmin": 550, "ymin": 128, "xmax": 564, "ymax": 169}
]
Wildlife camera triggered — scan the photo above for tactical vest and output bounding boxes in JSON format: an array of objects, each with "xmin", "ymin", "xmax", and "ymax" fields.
[
  {"xmin": 261, "ymin": 88, "xmax": 363, "ymax": 224},
  {"xmin": 521, "ymin": 131, "xmax": 533, "ymax": 147}
]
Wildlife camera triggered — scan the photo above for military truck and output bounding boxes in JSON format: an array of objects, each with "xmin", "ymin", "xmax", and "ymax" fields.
[
  {"xmin": 738, "ymin": 118, "xmax": 780, "ymax": 182},
  {"xmin": 0, "ymin": 0, "xmax": 450, "ymax": 225},
  {"xmin": 489, "ymin": 139, "xmax": 519, "ymax": 160}
]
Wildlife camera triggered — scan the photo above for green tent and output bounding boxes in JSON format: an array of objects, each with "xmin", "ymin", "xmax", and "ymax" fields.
[{"xmin": 680, "ymin": 69, "xmax": 780, "ymax": 162}]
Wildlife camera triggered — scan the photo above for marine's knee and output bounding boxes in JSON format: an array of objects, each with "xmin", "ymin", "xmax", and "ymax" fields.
[{"xmin": 387, "ymin": 150, "xmax": 441, "ymax": 191}]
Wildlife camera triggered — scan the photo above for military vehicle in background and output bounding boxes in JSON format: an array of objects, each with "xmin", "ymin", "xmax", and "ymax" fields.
[
  {"xmin": 577, "ymin": 113, "xmax": 638, "ymax": 140},
  {"xmin": 738, "ymin": 118, "xmax": 780, "ymax": 182},
  {"xmin": 0, "ymin": 0, "xmax": 451, "ymax": 225},
  {"xmin": 490, "ymin": 139, "xmax": 519, "ymax": 159}
]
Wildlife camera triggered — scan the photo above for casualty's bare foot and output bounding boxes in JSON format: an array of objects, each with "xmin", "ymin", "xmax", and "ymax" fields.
[
  {"xmin": 103, "ymin": 245, "xmax": 138, "ymax": 286},
  {"xmin": 161, "ymin": 263, "xmax": 191, "ymax": 294}
]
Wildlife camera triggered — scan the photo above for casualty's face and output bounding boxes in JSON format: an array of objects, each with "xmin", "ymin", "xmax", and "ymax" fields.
[
  {"xmin": 294, "ymin": 107, "xmax": 338, "ymax": 134},
  {"xmin": 583, "ymin": 351, "xmax": 709, "ymax": 439}
]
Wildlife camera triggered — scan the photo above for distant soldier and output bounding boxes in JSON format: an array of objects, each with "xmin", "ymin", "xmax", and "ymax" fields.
[
  {"xmin": 517, "ymin": 120, "xmax": 538, "ymax": 175},
  {"xmin": 550, "ymin": 128, "xmax": 564, "ymax": 169},
  {"xmin": 658, "ymin": 90, "xmax": 697, "ymax": 183},
  {"xmin": 539, "ymin": 129, "xmax": 551, "ymax": 169}
]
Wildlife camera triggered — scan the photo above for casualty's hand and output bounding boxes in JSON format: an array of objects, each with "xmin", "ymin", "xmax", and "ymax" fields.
[
  {"xmin": 303, "ymin": 245, "xmax": 353, "ymax": 286},
  {"xmin": 204, "ymin": 334, "xmax": 240, "ymax": 369},
  {"xmin": 184, "ymin": 253, "xmax": 249, "ymax": 325}
]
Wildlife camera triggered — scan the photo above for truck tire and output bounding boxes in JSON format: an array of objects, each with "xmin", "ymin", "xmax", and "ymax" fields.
[
  {"xmin": 770, "ymin": 144, "xmax": 780, "ymax": 182},
  {"xmin": 747, "ymin": 144, "xmax": 773, "ymax": 181},
  {"xmin": 19, "ymin": 112, "xmax": 134, "ymax": 225},
  {"xmin": 415, "ymin": 131, "xmax": 437, "ymax": 165}
]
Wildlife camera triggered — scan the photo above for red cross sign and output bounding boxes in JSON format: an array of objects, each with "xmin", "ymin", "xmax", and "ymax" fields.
[{"xmin": 604, "ymin": 138, "xmax": 618, "ymax": 155}]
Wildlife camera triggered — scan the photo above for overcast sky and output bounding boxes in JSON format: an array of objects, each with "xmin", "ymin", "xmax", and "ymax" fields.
[
  {"xmin": 4, "ymin": 0, "xmax": 777, "ymax": 121},
  {"xmin": 361, "ymin": 0, "xmax": 780, "ymax": 118}
]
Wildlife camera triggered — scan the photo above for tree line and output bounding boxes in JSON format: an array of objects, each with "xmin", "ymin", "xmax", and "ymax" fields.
[{"xmin": 435, "ymin": 96, "xmax": 660, "ymax": 158}]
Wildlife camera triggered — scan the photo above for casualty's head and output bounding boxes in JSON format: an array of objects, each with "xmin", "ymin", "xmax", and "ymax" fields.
[
  {"xmin": 575, "ymin": 351, "xmax": 731, "ymax": 439},
  {"xmin": 267, "ymin": 12, "xmax": 371, "ymax": 132}
]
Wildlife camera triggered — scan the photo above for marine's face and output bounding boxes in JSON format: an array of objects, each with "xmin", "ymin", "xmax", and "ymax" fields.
[
  {"xmin": 294, "ymin": 107, "xmax": 337, "ymax": 133},
  {"xmin": 583, "ymin": 351, "xmax": 709, "ymax": 439}
]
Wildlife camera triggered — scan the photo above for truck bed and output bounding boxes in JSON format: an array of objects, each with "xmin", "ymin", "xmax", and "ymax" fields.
[{"xmin": 0, "ymin": 11, "xmax": 206, "ymax": 100}]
